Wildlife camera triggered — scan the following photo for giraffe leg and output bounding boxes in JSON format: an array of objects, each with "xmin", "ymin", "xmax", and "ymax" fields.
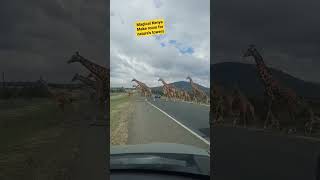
[
  {"xmin": 270, "ymin": 111, "xmax": 280, "ymax": 130},
  {"xmin": 287, "ymin": 110, "xmax": 297, "ymax": 134},
  {"xmin": 305, "ymin": 109, "xmax": 315, "ymax": 136},
  {"xmin": 264, "ymin": 100, "xmax": 273, "ymax": 129},
  {"xmin": 233, "ymin": 117, "xmax": 238, "ymax": 127},
  {"xmin": 264, "ymin": 110, "xmax": 271, "ymax": 129},
  {"xmin": 243, "ymin": 111, "xmax": 247, "ymax": 128}
]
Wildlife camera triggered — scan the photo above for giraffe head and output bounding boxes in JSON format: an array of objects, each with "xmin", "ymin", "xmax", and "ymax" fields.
[
  {"xmin": 243, "ymin": 44, "xmax": 257, "ymax": 58},
  {"xmin": 68, "ymin": 52, "xmax": 81, "ymax": 64},
  {"xmin": 158, "ymin": 78, "xmax": 164, "ymax": 82},
  {"xmin": 132, "ymin": 78, "xmax": 137, "ymax": 82},
  {"xmin": 186, "ymin": 76, "xmax": 192, "ymax": 81},
  {"xmin": 87, "ymin": 73, "xmax": 96, "ymax": 80},
  {"xmin": 71, "ymin": 73, "xmax": 79, "ymax": 82}
]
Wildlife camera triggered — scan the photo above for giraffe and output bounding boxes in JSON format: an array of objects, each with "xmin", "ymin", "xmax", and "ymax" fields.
[
  {"xmin": 186, "ymin": 76, "xmax": 209, "ymax": 104},
  {"xmin": 71, "ymin": 73, "xmax": 97, "ymax": 100},
  {"xmin": 158, "ymin": 78, "xmax": 176, "ymax": 101},
  {"xmin": 87, "ymin": 72, "xmax": 107, "ymax": 104},
  {"xmin": 68, "ymin": 52, "xmax": 108, "ymax": 104},
  {"xmin": 211, "ymin": 83, "xmax": 234, "ymax": 125},
  {"xmin": 243, "ymin": 45, "xmax": 316, "ymax": 135},
  {"xmin": 132, "ymin": 79, "xmax": 152, "ymax": 98},
  {"xmin": 127, "ymin": 91, "xmax": 133, "ymax": 96},
  {"xmin": 133, "ymin": 84, "xmax": 145, "ymax": 96},
  {"xmin": 231, "ymin": 87, "xmax": 256, "ymax": 128},
  {"xmin": 176, "ymin": 88, "xmax": 187, "ymax": 101},
  {"xmin": 71, "ymin": 73, "xmax": 97, "ymax": 90},
  {"xmin": 39, "ymin": 79, "xmax": 73, "ymax": 112},
  {"xmin": 183, "ymin": 90, "xmax": 191, "ymax": 102},
  {"xmin": 179, "ymin": 90, "xmax": 189, "ymax": 102}
]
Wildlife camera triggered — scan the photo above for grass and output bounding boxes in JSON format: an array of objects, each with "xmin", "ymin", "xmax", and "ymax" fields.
[
  {"xmin": 0, "ymin": 98, "xmax": 69, "ymax": 150},
  {"xmin": 110, "ymin": 93, "xmax": 133, "ymax": 145},
  {"xmin": 0, "ymin": 96, "xmax": 95, "ymax": 179}
]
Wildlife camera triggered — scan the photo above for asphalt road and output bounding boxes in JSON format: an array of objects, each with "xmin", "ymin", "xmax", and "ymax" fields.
[
  {"xmin": 147, "ymin": 97, "xmax": 210, "ymax": 141},
  {"xmin": 212, "ymin": 126, "xmax": 320, "ymax": 180},
  {"xmin": 127, "ymin": 96, "xmax": 209, "ymax": 151}
]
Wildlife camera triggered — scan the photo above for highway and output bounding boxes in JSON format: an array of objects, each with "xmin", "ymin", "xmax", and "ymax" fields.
[
  {"xmin": 127, "ymin": 96, "xmax": 210, "ymax": 151},
  {"xmin": 148, "ymin": 97, "xmax": 210, "ymax": 141}
]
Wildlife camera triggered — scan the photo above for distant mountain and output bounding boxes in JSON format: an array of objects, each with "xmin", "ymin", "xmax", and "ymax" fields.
[
  {"xmin": 151, "ymin": 81, "xmax": 209, "ymax": 95},
  {"xmin": 211, "ymin": 62, "xmax": 320, "ymax": 98}
]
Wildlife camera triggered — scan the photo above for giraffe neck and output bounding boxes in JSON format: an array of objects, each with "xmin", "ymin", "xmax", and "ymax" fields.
[
  {"xmin": 161, "ymin": 80, "xmax": 170, "ymax": 88},
  {"xmin": 189, "ymin": 79, "xmax": 194, "ymax": 87},
  {"xmin": 134, "ymin": 80, "xmax": 145, "ymax": 89},
  {"xmin": 251, "ymin": 50, "xmax": 275, "ymax": 89},
  {"xmin": 76, "ymin": 75, "xmax": 96, "ymax": 88},
  {"xmin": 77, "ymin": 57, "xmax": 106, "ymax": 79}
]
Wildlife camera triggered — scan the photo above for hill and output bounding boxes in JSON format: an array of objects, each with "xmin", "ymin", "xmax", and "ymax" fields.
[{"xmin": 211, "ymin": 62, "xmax": 320, "ymax": 98}]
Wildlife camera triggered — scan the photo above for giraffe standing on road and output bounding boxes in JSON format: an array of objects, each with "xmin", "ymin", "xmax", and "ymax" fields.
[
  {"xmin": 132, "ymin": 79, "xmax": 152, "ymax": 97},
  {"xmin": 133, "ymin": 85, "xmax": 143, "ymax": 96},
  {"xmin": 158, "ymin": 78, "xmax": 176, "ymax": 101},
  {"xmin": 186, "ymin": 76, "xmax": 209, "ymax": 104},
  {"xmin": 243, "ymin": 45, "xmax": 316, "ymax": 135},
  {"xmin": 231, "ymin": 87, "xmax": 256, "ymax": 128},
  {"xmin": 183, "ymin": 90, "xmax": 191, "ymax": 102},
  {"xmin": 211, "ymin": 83, "xmax": 234, "ymax": 125}
]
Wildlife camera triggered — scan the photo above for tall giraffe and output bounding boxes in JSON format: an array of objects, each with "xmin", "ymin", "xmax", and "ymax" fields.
[
  {"xmin": 158, "ymin": 78, "xmax": 176, "ymax": 101},
  {"xmin": 132, "ymin": 79, "xmax": 151, "ymax": 97},
  {"xmin": 186, "ymin": 76, "xmax": 209, "ymax": 104},
  {"xmin": 243, "ymin": 45, "xmax": 316, "ymax": 134},
  {"xmin": 68, "ymin": 52, "xmax": 108, "ymax": 104}
]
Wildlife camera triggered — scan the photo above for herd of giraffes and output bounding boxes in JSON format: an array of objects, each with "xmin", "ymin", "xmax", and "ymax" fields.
[
  {"xmin": 212, "ymin": 45, "xmax": 320, "ymax": 136},
  {"xmin": 131, "ymin": 77, "xmax": 209, "ymax": 104},
  {"xmin": 41, "ymin": 46, "xmax": 319, "ymax": 136},
  {"xmin": 41, "ymin": 52, "xmax": 109, "ymax": 111}
]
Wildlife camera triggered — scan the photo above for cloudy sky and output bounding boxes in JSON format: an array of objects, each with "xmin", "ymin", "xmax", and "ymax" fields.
[
  {"xmin": 110, "ymin": 0, "xmax": 210, "ymax": 88},
  {"xmin": 0, "ymin": 0, "xmax": 107, "ymax": 83},
  {"xmin": 213, "ymin": 0, "xmax": 320, "ymax": 83}
]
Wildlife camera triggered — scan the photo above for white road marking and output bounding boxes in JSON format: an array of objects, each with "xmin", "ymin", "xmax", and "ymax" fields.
[{"xmin": 146, "ymin": 101, "xmax": 210, "ymax": 145}]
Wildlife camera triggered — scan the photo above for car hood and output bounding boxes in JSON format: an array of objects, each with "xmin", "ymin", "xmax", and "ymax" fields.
[{"xmin": 111, "ymin": 143, "xmax": 209, "ymax": 156}]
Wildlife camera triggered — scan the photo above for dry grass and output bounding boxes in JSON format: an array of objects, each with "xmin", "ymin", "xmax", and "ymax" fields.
[{"xmin": 110, "ymin": 94, "xmax": 133, "ymax": 145}]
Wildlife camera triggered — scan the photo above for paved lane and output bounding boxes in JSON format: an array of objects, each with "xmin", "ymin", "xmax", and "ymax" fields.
[
  {"xmin": 127, "ymin": 96, "xmax": 209, "ymax": 151},
  {"xmin": 213, "ymin": 126, "xmax": 320, "ymax": 180},
  {"xmin": 147, "ymin": 98, "xmax": 210, "ymax": 141}
]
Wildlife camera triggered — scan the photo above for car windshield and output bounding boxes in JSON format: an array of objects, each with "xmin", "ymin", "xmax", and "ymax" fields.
[{"xmin": 109, "ymin": 0, "xmax": 211, "ymax": 171}]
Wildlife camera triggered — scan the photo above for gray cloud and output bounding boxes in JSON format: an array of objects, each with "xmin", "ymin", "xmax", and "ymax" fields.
[
  {"xmin": 0, "ymin": 0, "xmax": 107, "ymax": 83},
  {"xmin": 110, "ymin": 0, "xmax": 210, "ymax": 88},
  {"xmin": 213, "ymin": 0, "xmax": 320, "ymax": 83}
]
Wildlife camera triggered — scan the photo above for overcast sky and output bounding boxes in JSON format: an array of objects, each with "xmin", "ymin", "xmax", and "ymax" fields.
[
  {"xmin": 213, "ymin": 0, "xmax": 320, "ymax": 84},
  {"xmin": 110, "ymin": 0, "xmax": 210, "ymax": 88},
  {"xmin": 0, "ymin": 0, "xmax": 107, "ymax": 83}
]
